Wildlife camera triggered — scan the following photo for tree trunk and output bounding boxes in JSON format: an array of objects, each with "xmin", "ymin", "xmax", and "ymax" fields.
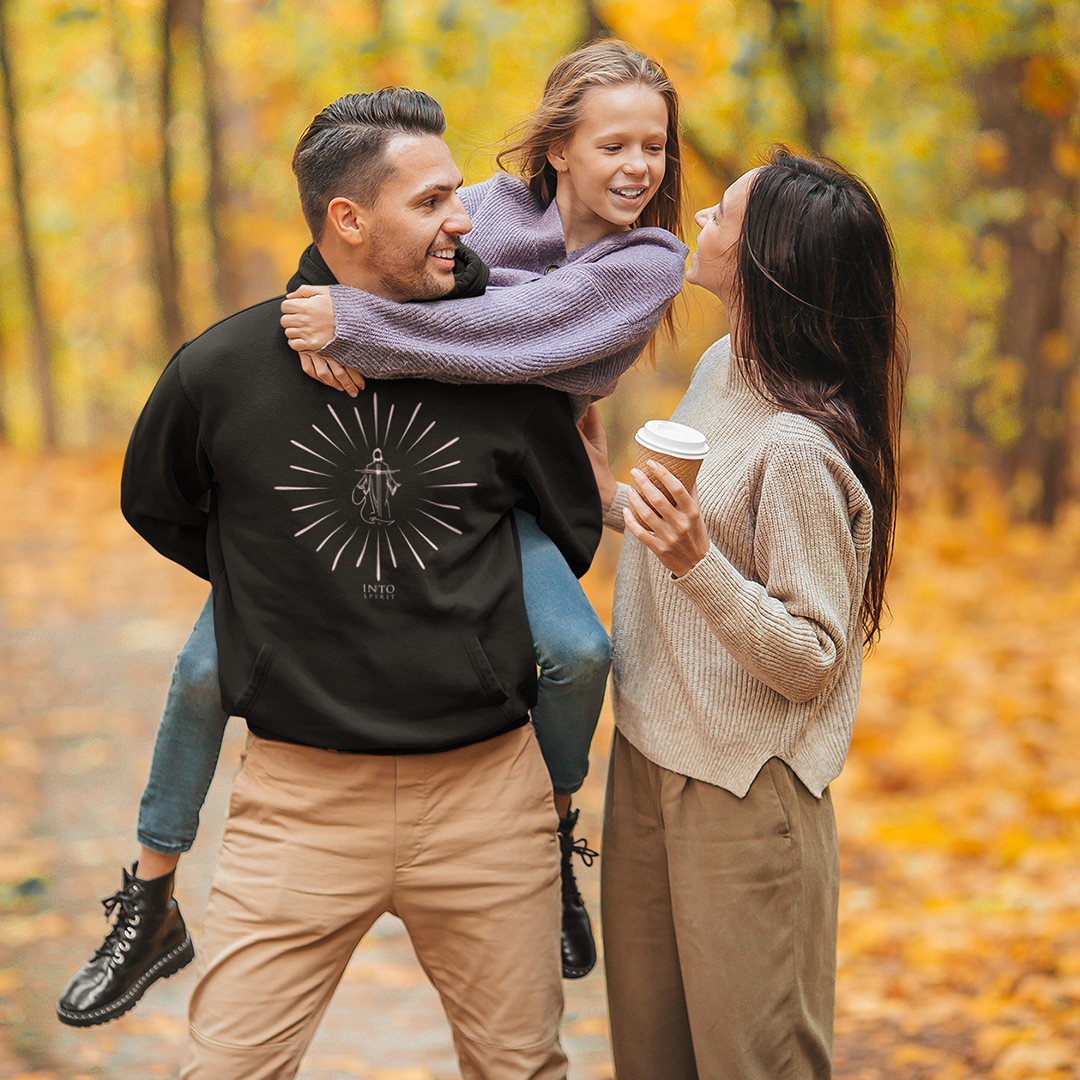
[
  {"xmin": 972, "ymin": 47, "xmax": 1078, "ymax": 524},
  {"xmin": 0, "ymin": 0, "xmax": 57, "ymax": 446},
  {"xmin": 767, "ymin": 0, "xmax": 831, "ymax": 154},
  {"xmin": 581, "ymin": 0, "xmax": 606, "ymax": 45},
  {"xmin": 153, "ymin": 0, "xmax": 185, "ymax": 352},
  {"xmin": 190, "ymin": 0, "xmax": 243, "ymax": 316}
]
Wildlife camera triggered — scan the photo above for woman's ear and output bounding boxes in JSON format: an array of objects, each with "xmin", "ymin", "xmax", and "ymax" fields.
[{"xmin": 325, "ymin": 196, "xmax": 369, "ymax": 248}]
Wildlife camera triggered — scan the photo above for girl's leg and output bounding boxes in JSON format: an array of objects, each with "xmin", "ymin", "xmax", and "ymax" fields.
[
  {"xmin": 137, "ymin": 591, "xmax": 230, "ymax": 856},
  {"xmin": 57, "ymin": 593, "xmax": 228, "ymax": 1027},
  {"xmin": 515, "ymin": 509, "xmax": 610, "ymax": 800},
  {"xmin": 515, "ymin": 509, "xmax": 611, "ymax": 980}
]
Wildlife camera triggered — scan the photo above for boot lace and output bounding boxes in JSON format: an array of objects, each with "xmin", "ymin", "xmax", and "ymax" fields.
[
  {"xmin": 567, "ymin": 836, "xmax": 598, "ymax": 868},
  {"xmin": 560, "ymin": 834, "xmax": 599, "ymax": 902},
  {"xmin": 92, "ymin": 885, "xmax": 142, "ymax": 962}
]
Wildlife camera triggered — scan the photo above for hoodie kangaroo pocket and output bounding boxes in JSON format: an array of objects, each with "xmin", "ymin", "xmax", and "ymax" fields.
[
  {"xmin": 233, "ymin": 644, "xmax": 275, "ymax": 717},
  {"xmin": 464, "ymin": 636, "xmax": 511, "ymax": 708}
]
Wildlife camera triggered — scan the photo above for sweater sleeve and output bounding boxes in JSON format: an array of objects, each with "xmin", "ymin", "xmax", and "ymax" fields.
[
  {"xmin": 458, "ymin": 177, "xmax": 495, "ymax": 217},
  {"xmin": 515, "ymin": 394, "xmax": 603, "ymax": 579},
  {"xmin": 120, "ymin": 354, "xmax": 213, "ymax": 580},
  {"xmin": 603, "ymin": 481, "xmax": 631, "ymax": 532},
  {"xmin": 320, "ymin": 231, "xmax": 687, "ymax": 397},
  {"xmin": 672, "ymin": 440, "xmax": 870, "ymax": 703}
]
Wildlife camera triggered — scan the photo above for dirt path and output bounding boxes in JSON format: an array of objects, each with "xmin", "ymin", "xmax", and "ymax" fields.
[
  {"xmin": 10, "ymin": 450, "xmax": 1080, "ymax": 1078},
  {"xmin": 1, "ymin": 602, "xmax": 613, "ymax": 1079}
]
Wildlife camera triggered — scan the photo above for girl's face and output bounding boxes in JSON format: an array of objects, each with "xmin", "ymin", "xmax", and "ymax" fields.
[
  {"xmin": 685, "ymin": 168, "xmax": 759, "ymax": 306},
  {"xmin": 547, "ymin": 82, "xmax": 668, "ymax": 249}
]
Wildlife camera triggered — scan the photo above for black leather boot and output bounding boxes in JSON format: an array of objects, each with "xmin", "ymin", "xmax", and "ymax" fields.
[
  {"xmin": 558, "ymin": 808, "xmax": 598, "ymax": 979},
  {"xmin": 56, "ymin": 863, "xmax": 194, "ymax": 1027}
]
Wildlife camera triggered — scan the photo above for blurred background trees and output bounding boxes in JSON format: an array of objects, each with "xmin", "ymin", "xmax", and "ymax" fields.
[{"xmin": 0, "ymin": 0, "xmax": 1078, "ymax": 520}]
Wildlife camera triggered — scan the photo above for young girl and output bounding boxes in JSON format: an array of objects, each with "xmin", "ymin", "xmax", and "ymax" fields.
[
  {"xmin": 58, "ymin": 39, "xmax": 687, "ymax": 1026},
  {"xmin": 584, "ymin": 149, "xmax": 906, "ymax": 1078}
]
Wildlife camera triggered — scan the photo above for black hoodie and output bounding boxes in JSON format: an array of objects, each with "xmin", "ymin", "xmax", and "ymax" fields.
[{"xmin": 121, "ymin": 247, "xmax": 601, "ymax": 754}]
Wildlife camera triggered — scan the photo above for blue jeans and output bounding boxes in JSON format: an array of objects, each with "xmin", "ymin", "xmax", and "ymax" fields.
[
  {"xmin": 137, "ymin": 594, "xmax": 229, "ymax": 854},
  {"xmin": 136, "ymin": 510, "xmax": 611, "ymax": 853}
]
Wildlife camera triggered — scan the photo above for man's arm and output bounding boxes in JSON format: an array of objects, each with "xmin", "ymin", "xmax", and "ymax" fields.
[{"xmin": 121, "ymin": 354, "xmax": 214, "ymax": 580}]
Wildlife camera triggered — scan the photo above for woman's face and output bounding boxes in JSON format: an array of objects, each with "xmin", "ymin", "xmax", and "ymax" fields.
[{"xmin": 685, "ymin": 167, "xmax": 759, "ymax": 306}]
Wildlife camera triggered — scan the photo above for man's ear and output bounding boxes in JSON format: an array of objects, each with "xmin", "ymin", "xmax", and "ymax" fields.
[
  {"xmin": 325, "ymin": 196, "xmax": 370, "ymax": 248},
  {"xmin": 546, "ymin": 143, "xmax": 568, "ymax": 175}
]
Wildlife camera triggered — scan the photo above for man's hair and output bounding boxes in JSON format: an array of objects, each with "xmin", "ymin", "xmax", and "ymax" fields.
[{"xmin": 292, "ymin": 88, "xmax": 446, "ymax": 241}]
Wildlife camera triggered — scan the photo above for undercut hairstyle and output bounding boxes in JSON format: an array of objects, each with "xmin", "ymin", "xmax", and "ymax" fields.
[
  {"xmin": 292, "ymin": 88, "xmax": 447, "ymax": 241},
  {"xmin": 732, "ymin": 147, "xmax": 908, "ymax": 647}
]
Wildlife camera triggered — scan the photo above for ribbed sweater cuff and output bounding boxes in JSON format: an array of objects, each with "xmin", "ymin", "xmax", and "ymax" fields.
[
  {"xmin": 671, "ymin": 543, "xmax": 746, "ymax": 634},
  {"xmin": 320, "ymin": 333, "xmax": 348, "ymax": 364},
  {"xmin": 603, "ymin": 482, "xmax": 630, "ymax": 531}
]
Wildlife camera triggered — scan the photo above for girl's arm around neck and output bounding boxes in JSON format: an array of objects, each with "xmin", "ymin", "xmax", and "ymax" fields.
[{"xmin": 319, "ymin": 230, "xmax": 687, "ymax": 396}]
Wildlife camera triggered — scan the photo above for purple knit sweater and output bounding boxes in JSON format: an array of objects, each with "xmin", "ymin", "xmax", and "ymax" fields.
[{"xmin": 321, "ymin": 173, "xmax": 689, "ymax": 417}]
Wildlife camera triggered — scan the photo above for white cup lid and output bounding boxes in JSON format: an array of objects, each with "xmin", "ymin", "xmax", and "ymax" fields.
[{"xmin": 634, "ymin": 420, "xmax": 710, "ymax": 459}]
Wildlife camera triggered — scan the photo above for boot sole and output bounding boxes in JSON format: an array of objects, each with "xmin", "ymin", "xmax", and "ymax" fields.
[
  {"xmin": 55, "ymin": 932, "xmax": 195, "ymax": 1028},
  {"xmin": 563, "ymin": 959, "xmax": 596, "ymax": 979}
]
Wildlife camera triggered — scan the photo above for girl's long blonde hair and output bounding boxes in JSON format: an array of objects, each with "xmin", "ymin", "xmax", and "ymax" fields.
[{"xmin": 496, "ymin": 39, "xmax": 685, "ymax": 242}]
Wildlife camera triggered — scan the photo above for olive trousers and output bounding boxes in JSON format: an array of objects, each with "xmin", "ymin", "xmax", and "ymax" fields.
[
  {"xmin": 181, "ymin": 725, "xmax": 566, "ymax": 1080},
  {"xmin": 602, "ymin": 729, "xmax": 839, "ymax": 1080}
]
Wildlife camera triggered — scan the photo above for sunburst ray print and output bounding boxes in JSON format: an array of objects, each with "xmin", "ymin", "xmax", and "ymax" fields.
[{"xmin": 274, "ymin": 393, "xmax": 477, "ymax": 582}]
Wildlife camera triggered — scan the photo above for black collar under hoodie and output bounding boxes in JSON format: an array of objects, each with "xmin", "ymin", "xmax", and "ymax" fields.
[
  {"xmin": 286, "ymin": 241, "xmax": 491, "ymax": 299},
  {"xmin": 121, "ymin": 245, "xmax": 600, "ymax": 754}
]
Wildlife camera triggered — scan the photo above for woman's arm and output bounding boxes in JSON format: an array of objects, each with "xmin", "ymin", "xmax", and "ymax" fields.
[
  {"xmin": 628, "ymin": 445, "xmax": 871, "ymax": 703},
  {"xmin": 282, "ymin": 229, "xmax": 687, "ymax": 397}
]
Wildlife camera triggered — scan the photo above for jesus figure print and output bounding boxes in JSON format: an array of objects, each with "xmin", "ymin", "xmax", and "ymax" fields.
[
  {"xmin": 277, "ymin": 391, "xmax": 475, "ymax": 582},
  {"xmin": 353, "ymin": 448, "xmax": 400, "ymax": 525}
]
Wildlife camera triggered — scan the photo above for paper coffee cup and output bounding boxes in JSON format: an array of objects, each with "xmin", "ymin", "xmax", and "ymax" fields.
[{"xmin": 631, "ymin": 420, "xmax": 710, "ymax": 525}]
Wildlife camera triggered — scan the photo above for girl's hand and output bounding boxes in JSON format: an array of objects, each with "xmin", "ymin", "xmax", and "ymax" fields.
[
  {"xmin": 578, "ymin": 405, "xmax": 618, "ymax": 512},
  {"xmin": 281, "ymin": 285, "xmax": 335, "ymax": 350},
  {"xmin": 281, "ymin": 286, "xmax": 365, "ymax": 396},
  {"xmin": 298, "ymin": 352, "xmax": 365, "ymax": 397},
  {"xmin": 624, "ymin": 460, "xmax": 710, "ymax": 577}
]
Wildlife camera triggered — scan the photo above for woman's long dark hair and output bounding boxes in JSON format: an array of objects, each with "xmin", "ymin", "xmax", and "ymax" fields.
[{"xmin": 732, "ymin": 148, "xmax": 907, "ymax": 646}]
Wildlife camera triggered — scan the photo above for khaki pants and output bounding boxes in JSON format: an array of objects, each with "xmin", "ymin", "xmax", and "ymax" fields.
[
  {"xmin": 182, "ymin": 725, "xmax": 566, "ymax": 1080},
  {"xmin": 602, "ymin": 730, "xmax": 839, "ymax": 1080}
]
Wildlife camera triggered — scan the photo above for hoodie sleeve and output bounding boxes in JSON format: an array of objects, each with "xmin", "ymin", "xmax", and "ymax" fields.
[
  {"xmin": 513, "ymin": 393, "xmax": 603, "ymax": 579},
  {"xmin": 120, "ymin": 353, "xmax": 213, "ymax": 580},
  {"xmin": 320, "ymin": 229, "xmax": 687, "ymax": 398}
]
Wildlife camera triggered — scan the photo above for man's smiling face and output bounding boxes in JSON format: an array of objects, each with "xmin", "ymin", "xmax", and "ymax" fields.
[{"xmin": 364, "ymin": 134, "xmax": 472, "ymax": 303}]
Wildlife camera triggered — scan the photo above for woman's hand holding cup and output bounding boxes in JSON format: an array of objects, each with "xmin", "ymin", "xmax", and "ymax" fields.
[{"xmin": 624, "ymin": 459, "xmax": 711, "ymax": 578}]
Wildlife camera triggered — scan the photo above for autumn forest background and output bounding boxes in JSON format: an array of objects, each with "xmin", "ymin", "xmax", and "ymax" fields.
[{"xmin": 2, "ymin": 1, "xmax": 1080, "ymax": 1077}]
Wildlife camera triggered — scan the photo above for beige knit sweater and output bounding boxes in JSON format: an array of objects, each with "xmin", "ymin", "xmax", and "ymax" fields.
[{"xmin": 605, "ymin": 335, "xmax": 873, "ymax": 798}]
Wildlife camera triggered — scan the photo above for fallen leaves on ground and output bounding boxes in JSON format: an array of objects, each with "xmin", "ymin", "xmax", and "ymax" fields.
[
  {"xmin": 3, "ymin": 449, "xmax": 1080, "ymax": 1078},
  {"xmin": 822, "ymin": 492, "xmax": 1080, "ymax": 1079}
]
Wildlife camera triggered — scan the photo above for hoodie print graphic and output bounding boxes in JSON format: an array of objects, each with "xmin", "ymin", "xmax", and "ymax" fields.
[{"xmin": 275, "ymin": 391, "xmax": 476, "ymax": 582}]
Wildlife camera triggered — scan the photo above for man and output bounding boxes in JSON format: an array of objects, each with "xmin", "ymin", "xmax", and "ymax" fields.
[{"xmin": 120, "ymin": 88, "xmax": 600, "ymax": 1079}]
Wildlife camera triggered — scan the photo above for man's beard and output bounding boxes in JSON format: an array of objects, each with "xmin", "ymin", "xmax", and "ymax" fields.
[{"xmin": 368, "ymin": 224, "xmax": 455, "ymax": 303}]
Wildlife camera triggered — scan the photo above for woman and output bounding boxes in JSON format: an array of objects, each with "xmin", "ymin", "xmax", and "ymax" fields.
[{"xmin": 582, "ymin": 149, "xmax": 906, "ymax": 1078}]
